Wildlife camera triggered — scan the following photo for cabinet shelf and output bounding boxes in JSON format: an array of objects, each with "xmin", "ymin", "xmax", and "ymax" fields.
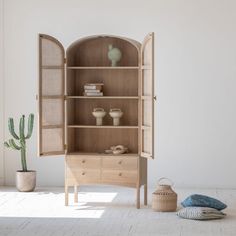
[
  {"xmin": 38, "ymin": 33, "xmax": 154, "ymax": 208},
  {"xmin": 66, "ymin": 96, "xmax": 139, "ymax": 99},
  {"xmin": 67, "ymin": 66, "xmax": 139, "ymax": 70},
  {"xmin": 66, "ymin": 152, "xmax": 139, "ymax": 157},
  {"xmin": 67, "ymin": 125, "xmax": 138, "ymax": 129}
]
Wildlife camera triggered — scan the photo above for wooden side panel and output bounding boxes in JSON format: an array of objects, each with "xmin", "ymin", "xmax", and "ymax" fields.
[
  {"xmin": 38, "ymin": 34, "xmax": 65, "ymax": 156},
  {"xmin": 139, "ymin": 156, "xmax": 147, "ymax": 186},
  {"xmin": 140, "ymin": 33, "xmax": 154, "ymax": 159}
]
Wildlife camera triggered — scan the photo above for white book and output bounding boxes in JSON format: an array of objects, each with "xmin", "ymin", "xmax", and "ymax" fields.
[
  {"xmin": 85, "ymin": 83, "xmax": 104, "ymax": 85},
  {"xmin": 84, "ymin": 83, "xmax": 104, "ymax": 90},
  {"xmin": 84, "ymin": 89, "xmax": 101, "ymax": 93},
  {"xmin": 84, "ymin": 85, "xmax": 101, "ymax": 90},
  {"xmin": 84, "ymin": 85, "xmax": 96, "ymax": 90},
  {"xmin": 84, "ymin": 92, "xmax": 103, "ymax": 96}
]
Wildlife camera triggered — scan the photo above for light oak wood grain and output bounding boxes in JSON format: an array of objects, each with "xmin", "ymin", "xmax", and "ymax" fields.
[
  {"xmin": 102, "ymin": 157, "xmax": 138, "ymax": 170},
  {"xmin": 38, "ymin": 33, "xmax": 154, "ymax": 208}
]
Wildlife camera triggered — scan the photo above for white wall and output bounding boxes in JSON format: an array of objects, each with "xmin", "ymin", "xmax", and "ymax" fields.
[
  {"xmin": 2, "ymin": 0, "xmax": 236, "ymax": 188},
  {"xmin": 0, "ymin": 0, "xmax": 4, "ymax": 185}
]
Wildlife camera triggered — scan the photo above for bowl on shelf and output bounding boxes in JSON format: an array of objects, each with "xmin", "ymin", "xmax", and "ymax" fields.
[
  {"xmin": 109, "ymin": 108, "xmax": 123, "ymax": 126},
  {"xmin": 92, "ymin": 108, "xmax": 106, "ymax": 126},
  {"xmin": 105, "ymin": 145, "xmax": 128, "ymax": 155}
]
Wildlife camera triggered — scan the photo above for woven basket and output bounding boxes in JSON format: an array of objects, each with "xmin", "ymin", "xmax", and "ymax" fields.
[{"xmin": 152, "ymin": 177, "xmax": 177, "ymax": 212}]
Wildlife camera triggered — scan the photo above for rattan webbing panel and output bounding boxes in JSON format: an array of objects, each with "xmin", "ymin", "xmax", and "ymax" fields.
[
  {"xmin": 39, "ymin": 35, "xmax": 65, "ymax": 155},
  {"xmin": 42, "ymin": 38, "xmax": 63, "ymax": 66},
  {"xmin": 141, "ymin": 33, "xmax": 154, "ymax": 159},
  {"xmin": 42, "ymin": 69, "xmax": 63, "ymax": 96}
]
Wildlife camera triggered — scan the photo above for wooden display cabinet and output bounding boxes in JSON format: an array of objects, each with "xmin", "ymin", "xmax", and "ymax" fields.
[{"xmin": 38, "ymin": 33, "xmax": 155, "ymax": 208}]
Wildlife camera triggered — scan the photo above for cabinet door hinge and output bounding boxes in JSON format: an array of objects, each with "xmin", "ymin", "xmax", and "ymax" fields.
[{"xmin": 64, "ymin": 144, "xmax": 67, "ymax": 150}]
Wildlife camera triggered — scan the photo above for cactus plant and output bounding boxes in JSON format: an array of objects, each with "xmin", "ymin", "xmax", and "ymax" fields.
[{"xmin": 4, "ymin": 114, "xmax": 34, "ymax": 172}]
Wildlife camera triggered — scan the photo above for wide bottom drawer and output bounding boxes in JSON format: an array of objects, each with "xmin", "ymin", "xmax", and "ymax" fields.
[{"xmin": 66, "ymin": 169, "xmax": 101, "ymax": 183}]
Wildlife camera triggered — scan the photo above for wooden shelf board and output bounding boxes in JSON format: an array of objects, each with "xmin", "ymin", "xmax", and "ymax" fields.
[
  {"xmin": 67, "ymin": 125, "xmax": 139, "ymax": 129},
  {"xmin": 42, "ymin": 95, "xmax": 64, "ymax": 99},
  {"xmin": 66, "ymin": 96, "xmax": 139, "ymax": 99},
  {"xmin": 66, "ymin": 152, "xmax": 139, "ymax": 157},
  {"xmin": 67, "ymin": 66, "xmax": 139, "ymax": 69}
]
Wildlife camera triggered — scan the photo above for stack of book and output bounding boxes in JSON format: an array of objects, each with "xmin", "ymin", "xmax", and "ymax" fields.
[{"xmin": 83, "ymin": 83, "xmax": 104, "ymax": 96}]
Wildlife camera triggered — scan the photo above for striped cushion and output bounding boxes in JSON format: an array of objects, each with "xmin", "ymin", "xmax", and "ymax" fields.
[{"xmin": 177, "ymin": 207, "xmax": 226, "ymax": 220}]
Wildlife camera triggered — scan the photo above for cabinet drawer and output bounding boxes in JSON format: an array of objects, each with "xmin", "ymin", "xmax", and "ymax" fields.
[
  {"xmin": 67, "ymin": 169, "xmax": 101, "ymax": 183},
  {"xmin": 66, "ymin": 156, "xmax": 101, "ymax": 169},
  {"xmin": 101, "ymin": 170, "xmax": 137, "ymax": 184},
  {"xmin": 102, "ymin": 157, "xmax": 137, "ymax": 170}
]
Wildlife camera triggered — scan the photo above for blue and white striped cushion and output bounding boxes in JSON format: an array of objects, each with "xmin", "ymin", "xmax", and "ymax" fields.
[{"xmin": 177, "ymin": 207, "xmax": 226, "ymax": 220}]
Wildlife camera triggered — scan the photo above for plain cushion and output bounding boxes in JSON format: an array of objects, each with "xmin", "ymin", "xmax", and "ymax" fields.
[
  {"xmin": 181, "ymin": 194, "xmax": 227, "ymax": 210},
  {"xmin": 177, "ymin": 207, "xmax": 226, "ymax": 220}
]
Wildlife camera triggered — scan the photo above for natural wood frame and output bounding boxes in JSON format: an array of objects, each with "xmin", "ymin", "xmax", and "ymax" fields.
[
  {"xmin": 38, "ymin": 33, "xmax": 155, "ymax": 209},
  {"xmin": 38, "ymin": 34, "xmax": 66, "ymax": 156},
  {"xmin": 140, "ymin": 32, "xmax": 155, "ymax": 159}
]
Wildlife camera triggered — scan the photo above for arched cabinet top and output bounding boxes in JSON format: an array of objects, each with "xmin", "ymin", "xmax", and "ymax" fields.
[
  {"xmin": 39, "ymin": 34, "xmax": 65, "ymax": 55},
  {"xmin": 66, "ymin": 35, "xmax": 140, "ymax": 67}
]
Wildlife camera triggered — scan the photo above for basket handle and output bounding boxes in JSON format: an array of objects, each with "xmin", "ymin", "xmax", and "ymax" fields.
[{"xmin": 157, "ymin": 177, "xmax": 174, "ymax": 186}]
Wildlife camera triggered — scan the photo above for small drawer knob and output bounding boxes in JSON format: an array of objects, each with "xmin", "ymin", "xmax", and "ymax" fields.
[
  {"xmin": 82, "ymin": 160, "xmax": 86, "ymax": 163},
  {"xmin": 118, "ymin": 161, "xmax": 122, "ymax": 164},
  {"xmin": 82, "ymin": 172, "xmax": 85, "ymax": 176},
  {"xmin": 119, "ymin": 172, "xmax": 122, "ymax": 176}
]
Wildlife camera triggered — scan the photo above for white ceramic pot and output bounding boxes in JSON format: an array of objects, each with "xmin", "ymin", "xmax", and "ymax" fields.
[
  {"xmin": 109, "ymin": 108, "xmax": 123, "ymax": 126},
  {"xmin": 16, "ymin": 170, "xmax": 36, "ymax": 192},
  {"xmin": 92, "ymin": 108, "xmax": 106, "ymax": 125}
]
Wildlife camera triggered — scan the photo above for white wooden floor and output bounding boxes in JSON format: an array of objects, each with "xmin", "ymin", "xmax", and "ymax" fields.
[{"xmin": 0, "ymin": 186, "xmax": 235, "ymax": 236}]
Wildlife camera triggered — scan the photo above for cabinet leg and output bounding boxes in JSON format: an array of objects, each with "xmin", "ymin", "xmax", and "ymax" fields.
[
  {"xmin": 144, "ymin": 184, "xmax": 147, "ymax": 206},
  {"xmin": 65, "ymin": 185, "xmax": 69, "ymax": 206},
  {"xmin": 136, "ymin": 186, "xmax": 140, "ymax": 209},
  {"xmin": 74, "ymin": 185, "xmax": 78, "ymax": 203}
]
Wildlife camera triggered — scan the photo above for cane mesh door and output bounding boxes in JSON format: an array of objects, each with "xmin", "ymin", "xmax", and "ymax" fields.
[
  {"xmin": 141, "ymin": 33, "xmax": 154, "ymax": 159},
  {"xmin": 38, "ymin": 34, "xmax": 65, "ymax": 156}
]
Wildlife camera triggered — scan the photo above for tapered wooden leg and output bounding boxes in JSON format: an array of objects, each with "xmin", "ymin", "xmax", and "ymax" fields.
[
  {"xmin": 144, "ymin": 183, "xmax": 147, "ymax": 205},
  {"xmin": 74, "ymin": 185, "xmax": 78, "ymax": 203},
  {"xmin": 65, "ymin": 185, "xmax": 69, "ymax": 206},
  {"xmin": 136, "ymin": 186, "xmax": 140, "ymax": 209}
]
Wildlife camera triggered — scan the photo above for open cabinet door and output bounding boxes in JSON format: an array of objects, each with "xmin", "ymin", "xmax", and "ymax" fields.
[
  {"xmin": 38, "ymin": 34, "xmax": 65, "ymax": 156},
  {"xmin": 140, "ymin": 32, "xmax": 155, "ymax": 159}
]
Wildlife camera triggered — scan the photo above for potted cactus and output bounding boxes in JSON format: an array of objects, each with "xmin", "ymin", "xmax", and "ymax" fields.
[{"xmin": 4, "ymin": 114, "xmax": 36, "ymax": 192}]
